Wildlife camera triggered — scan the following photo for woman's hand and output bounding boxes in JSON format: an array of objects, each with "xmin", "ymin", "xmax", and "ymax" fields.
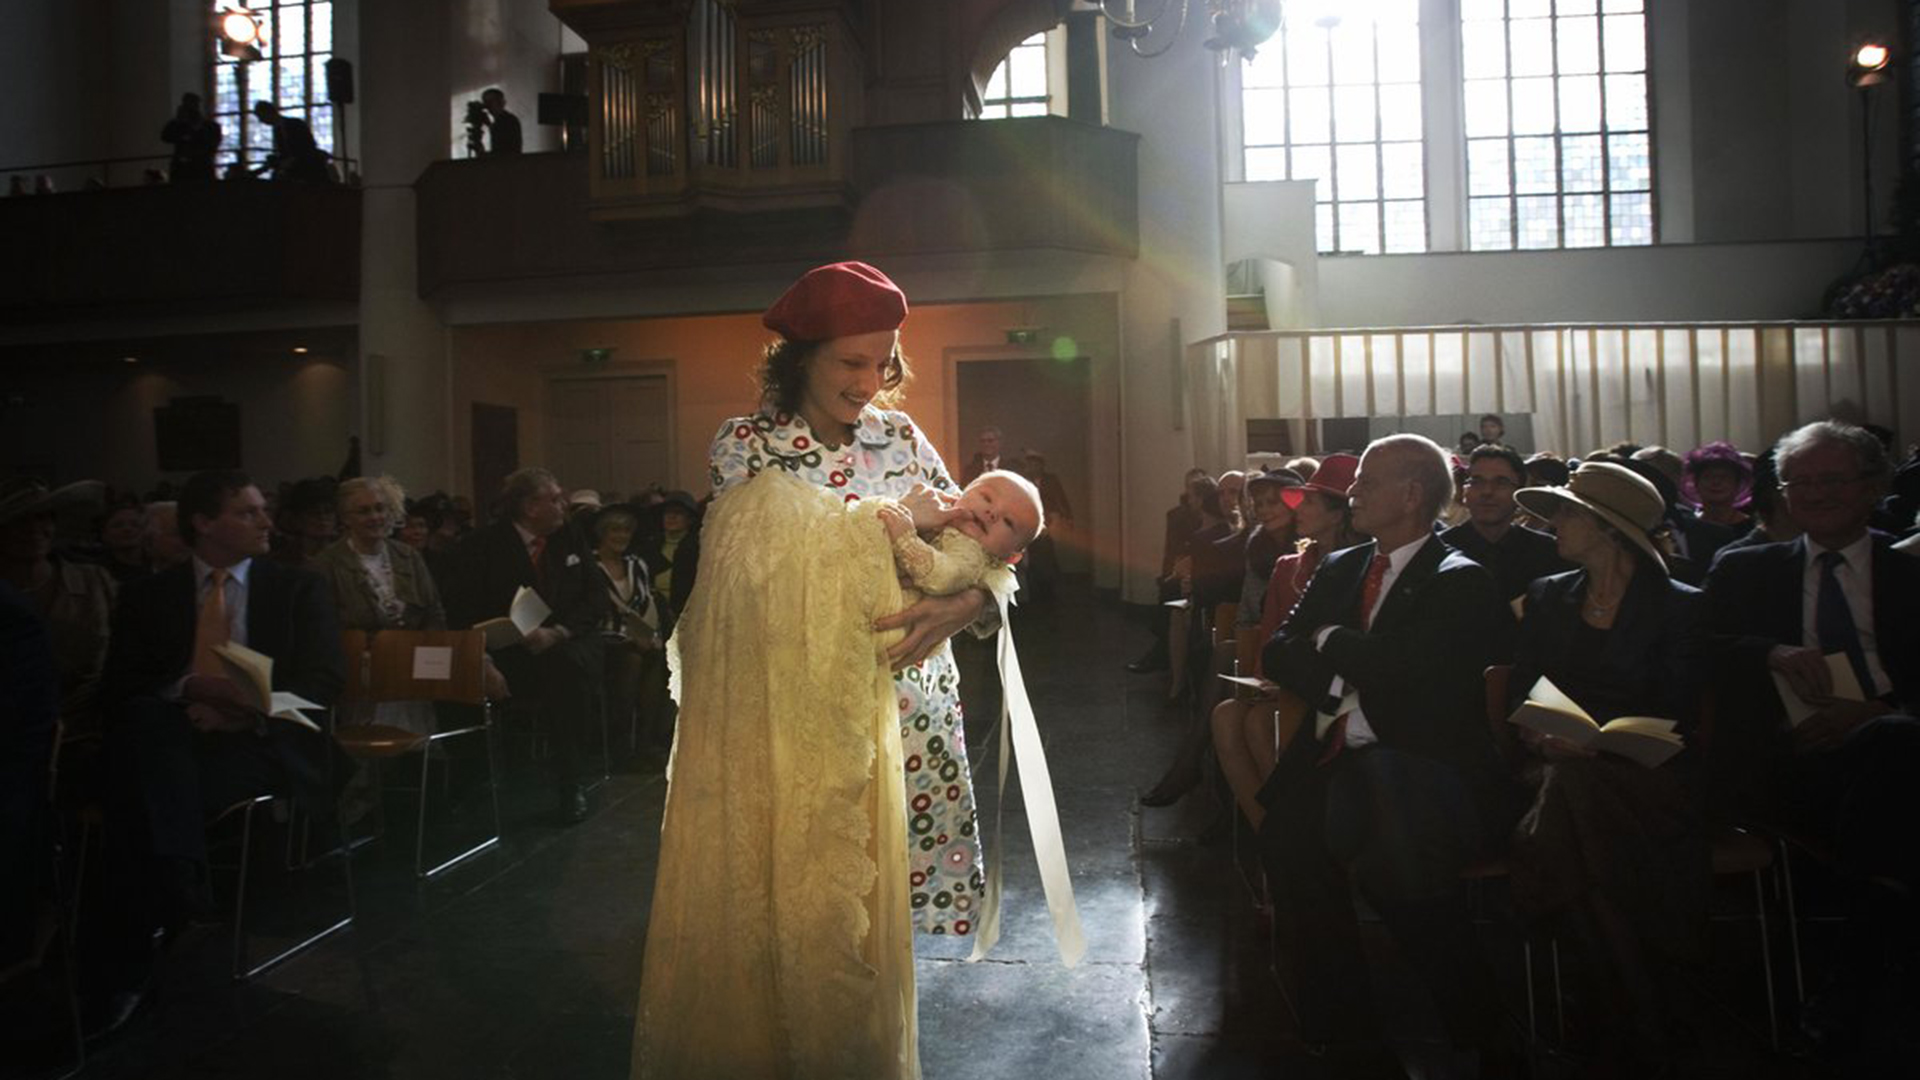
[
  {"xmin": 875, "ymin": 587, "xmax": 989, "ymax": 671},
  {"xmin": 1520, "ymin": 727, "xmax": 1595, "ymax": 762}
]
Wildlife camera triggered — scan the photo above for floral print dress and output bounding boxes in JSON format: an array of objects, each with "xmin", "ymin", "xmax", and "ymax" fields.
[{"xmin": 709, "ymin": 406, "xmax": 987, "ymax": 935}]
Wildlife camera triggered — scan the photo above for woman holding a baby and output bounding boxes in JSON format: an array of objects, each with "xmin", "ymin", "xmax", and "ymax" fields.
[{"xmin": 631, "ymin": 262, "xmax": 1069, "ymax": 1080}]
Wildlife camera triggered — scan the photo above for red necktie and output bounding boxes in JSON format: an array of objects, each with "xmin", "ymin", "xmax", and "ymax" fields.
[
  {"xmin": 1320, "ymin": 551, "xmax": 1392, "ymax": 764},
  {"xmin": 191, "ymin": 567, "xmax": 231, "ymax": 677},
  {"xmin": 528, "ymin": 535, "xmax": 548, "ymax": 586}
]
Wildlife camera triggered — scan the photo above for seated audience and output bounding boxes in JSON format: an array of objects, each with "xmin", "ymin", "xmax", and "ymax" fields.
[
  {"xmin": 1257, "ymin": 434, "xmax": 1517, "ymax": 1071},
  {"xmin": 270, "ymin": 477, "xmax": 339, "ymax": 571},
  {"xmin": 1212, "ymin": 454, "xmax": 1360, "ymax": 827},
  {"xmin": 1703, "ymin": 420, "xmax": 1920, "ymax": 1064},
  {"xmin": 1159, "ymin": 477, "xmax": 1231, "ymax": 702},
  {"xmin": 87, "ymin": 470, "xmax": 347, "ymax": 1037},
  {"xmin": 1129, "ymin": 468, "xmax": 1210, "ymax": 674},
  {"xmin": 1284, "ymin": 455, "xmax": 1319, "ymax": 482},
  {"xmin": 397, "ymin": 504, "xmax": 432, "ymax": 551},
  {"xmin": 1441, "ymin": 443, "xmax": 1573, "ymax": 601},
  {"xmin": 1, "ymin": 478, "xmax": 117, "ymax": 742},
  {"xmin": 1506, "ymin": 462, "xmax": 1709, "ymax": 1068},
  {"xmin": 141, "ymin": 501, "xmax": 190, "ymax": 570},
  {"xmin": 1525, "ymin": 451, "xmax": 1571, "ymax": 489},
  {"xmin": 636, "ymin": 491, "xmax": 703, "ymax": 638},
  {"xmin": 587, "ymin": 505, "xmax": 668, "ymax": 754},
  {"xmin": 315, "ymin": 477, "xmax": 455, "ymax": 739},
  {"xmin": 1141, "ymin": 467, "xmax": 1300, "ymax": 807},
  {"xmin": 443, "ymin": 468, "xmax": 608, "ymax": 824},
  {"xmin": 1, "ymin": 581, "xmax": 59, "ymax": 972},
  {"xmin": 93, "ymin": 499, "xmax": 153, "ymax": 584}
]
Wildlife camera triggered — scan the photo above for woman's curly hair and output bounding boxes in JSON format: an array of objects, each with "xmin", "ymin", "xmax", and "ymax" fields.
[{"xmin": 756, "ymin": 337, "xmax": 912, "ymax": 416}]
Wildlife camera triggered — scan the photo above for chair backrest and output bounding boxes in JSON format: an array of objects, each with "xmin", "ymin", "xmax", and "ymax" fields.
[
  {"xmin": 340, "ymin": 628, "xmax": 488, "ymax": 706},
  {"xmin": 1484, "ymin": 664, "xmax": 1512, "ymax": 729},
  {"xmin": 1211, "ymin": 602, "xmax": 1239, "ymax": 646}
]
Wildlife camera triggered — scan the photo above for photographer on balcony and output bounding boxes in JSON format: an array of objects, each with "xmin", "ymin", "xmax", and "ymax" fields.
[{"xmin": 474, "ymin": 88, "xmax": 522, "ymax": 157}]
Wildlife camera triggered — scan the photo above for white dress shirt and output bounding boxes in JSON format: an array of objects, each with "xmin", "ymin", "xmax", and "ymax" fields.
[{"xmin": 1801, "ymin": 533, "xmax": 1889, "ymax": 698}]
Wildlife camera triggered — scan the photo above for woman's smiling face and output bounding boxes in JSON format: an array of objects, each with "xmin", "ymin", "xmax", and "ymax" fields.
[{"xmin": 797, "ymin": 330, "xmax": 899, "ymax": 439}]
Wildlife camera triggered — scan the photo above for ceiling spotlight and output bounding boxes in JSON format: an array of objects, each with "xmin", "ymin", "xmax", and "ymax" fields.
[
  {"xmin": 1849, "ymin": 42, "xmax": 1891, "ymax": 87},
  {"xmin": 122, "ymin": 356, "xmax": 140, "ymax": 364},
  {"xmin": 291, "ymin": 346, "xmax": 309, "ymax": 354},
  {"xmin": 217, "ymin": 7, "xmax": 263, "ymax": 61}
]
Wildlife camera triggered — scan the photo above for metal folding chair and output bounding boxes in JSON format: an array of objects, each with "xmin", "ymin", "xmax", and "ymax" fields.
[{"xmin": 335, "ymin": 629, "xmax": 501, "ymax": 879}]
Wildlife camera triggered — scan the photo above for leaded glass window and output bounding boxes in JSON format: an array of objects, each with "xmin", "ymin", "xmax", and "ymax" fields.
[
  {"xmin": 978, "ymin": 33, "xmax": 1051, "ymax": 119},
  {"xmin": 1461, "ymin": 0, "xmax": 1653, "ymax": 250},
  {"xmin": 1241, "ymin": 0, "xmax": 1427, "ymax": 255},
  {"xmin": 211, "ymin": 2, "xmax": 337, "ymax": 176}
]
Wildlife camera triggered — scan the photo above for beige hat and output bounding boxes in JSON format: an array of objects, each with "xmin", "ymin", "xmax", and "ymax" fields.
[
  {"xmin": 567, "ymin": 489, "xmax": 603, "ymax": 511},
  {"xmin": 0, "ymin": 477, "xmax": 106, "ymax": 526},
  {"xmin": 1514, "ymin": 461, "xmax": 1667, "ymax": 567}
]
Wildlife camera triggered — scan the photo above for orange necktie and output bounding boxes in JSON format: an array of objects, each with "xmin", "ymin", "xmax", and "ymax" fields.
[
  {"xmin": 191, "ymin": 567, "xmax": 231, "ymax": 677},
  {"xmin": 1320, "ymin": 551, "xmax": 1392, "ymax": 765}
]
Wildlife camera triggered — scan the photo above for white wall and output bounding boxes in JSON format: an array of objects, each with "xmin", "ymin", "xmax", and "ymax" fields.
[
  {"xmin": 0, "ymin": 354, "xmax": 356, "ymax": 493},
  {"xmin": 1316, "ymin": 237, "xmax": 1864, "ymax": 327}
]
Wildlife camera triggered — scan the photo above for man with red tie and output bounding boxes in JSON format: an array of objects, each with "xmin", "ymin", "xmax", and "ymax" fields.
[
  {"xmin": 1258, "ymin": 434, "xmax": 1519, "ymax": 1075},
  {"xmin": 442, "ymin": 467, "xmax": 607, "ymax": 823},
  {"xmin": 89, "ymin": 470, "xmax": 347, "ymax": 1036}
]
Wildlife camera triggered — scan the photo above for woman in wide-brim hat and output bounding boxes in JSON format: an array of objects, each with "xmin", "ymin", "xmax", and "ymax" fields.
[
  {"xmin": 0, "ymin": 477, "xmax": 117, "ymax": 738},
  {"xmin": 1504, "ymin": 460, "xmax": 1712, "ymax": 1067}
]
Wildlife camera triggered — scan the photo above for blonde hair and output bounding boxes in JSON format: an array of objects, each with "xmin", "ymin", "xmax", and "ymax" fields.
[{"xmin": 337, "ymin": 475, "xmax": 406, "ymax": 520}]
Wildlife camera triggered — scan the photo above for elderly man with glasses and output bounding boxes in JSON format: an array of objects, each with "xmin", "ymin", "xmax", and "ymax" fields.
[{"xmin": 1704, "ymin": 419, "xmax": 1920, "ymax": 1067}]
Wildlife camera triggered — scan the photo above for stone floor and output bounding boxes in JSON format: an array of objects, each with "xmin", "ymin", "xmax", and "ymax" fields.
[{"xmin": 12, "ymin": 586, "xmax": 1869, "ymax": 1079}]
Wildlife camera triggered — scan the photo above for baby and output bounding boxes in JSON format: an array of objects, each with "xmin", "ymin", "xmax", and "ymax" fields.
[{"xmin": 877, "ymin": 470, "xmax": 1046, "ymax": 602}]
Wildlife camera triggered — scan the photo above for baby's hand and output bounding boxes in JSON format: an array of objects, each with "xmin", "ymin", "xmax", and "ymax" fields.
[
  {"xmin": 899, "ymin": 484, "xmax": 960, "ymax": 532},
  {"xmin": 878, "ymin": 503, "xmax": 914, "ymax": 541}
]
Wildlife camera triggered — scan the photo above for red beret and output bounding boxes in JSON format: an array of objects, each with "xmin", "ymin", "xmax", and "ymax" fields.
[{"xmin": 762, "ymin": 261, "xmax": 908, "ymax": 341}]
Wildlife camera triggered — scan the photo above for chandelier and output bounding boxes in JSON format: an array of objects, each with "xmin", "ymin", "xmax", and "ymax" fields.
[{"xmin": 1092, "ymin": 0, "xmax": 1281, "ymax": 61}]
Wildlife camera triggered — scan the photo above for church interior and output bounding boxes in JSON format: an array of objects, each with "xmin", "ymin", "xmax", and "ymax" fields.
[{"xmin": 4, "ymin": 1, "xmax": 1919, "ymax": 1077}]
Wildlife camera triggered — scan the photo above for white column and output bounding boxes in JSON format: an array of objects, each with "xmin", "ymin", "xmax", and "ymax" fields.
[
  {"xmin": 356, "ymin": 0, "xmax": 455, "ymax": 493},
  {"xmin": 1107, "ymin": 27, "xmax": 1228, "ymax": 602}
]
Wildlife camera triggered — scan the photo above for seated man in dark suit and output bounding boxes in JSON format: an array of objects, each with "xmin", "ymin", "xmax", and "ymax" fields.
[
  {"xmin": 1441, "ymin": 442, "xmax": 1572, "ymax": 601},
  {"xmin": 443, "ymin": 467, "xmax": 607, "ymax": 823},
  {"xmin": 1703, "ymin": 420, "xmax": 1920, "ymax": 1060},
  {"xmin": 1259, "ymin": 434, "xmax": 1519, "ymax": 1074},
  {"xmin": 89, "ymin": 470, "xmax": 346, "ymax": 1034}
]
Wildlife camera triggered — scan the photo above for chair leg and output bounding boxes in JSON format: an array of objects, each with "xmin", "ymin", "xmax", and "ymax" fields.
[
  {"xmin": 1550, "ymin": 938, "xmax": 1565, "ymax": 1042},
  {"xmin": 1522, "ymin": 939, "xmax": 1537, "ymax": 1044},
  {"xmin": 231, "ymin": 794, "xmax": 354, "ymax": 981},
  {"xmin": 1752, "ymin": 868, "xmax": 1779, "ymax": 1051},
  {"xmin": 413, "ymin": 740, "xmax": 435, "ymax": 879},
  {"xmin": 1778, "ymin": 841, "xmax": 1806, "ymax": 1005},
  {"xmin": 413, "ymin": 714, "xmax": 504, "ymax": 879}
]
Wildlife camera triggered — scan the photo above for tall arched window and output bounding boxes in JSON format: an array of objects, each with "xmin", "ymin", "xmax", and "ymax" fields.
[
  {"xmin": 210, "ymin": 2, "xmax": 337, "ymax": 176},
  {"xmin": 977, "ymin": 33, "xmax": 1052, "ymax": 119}
]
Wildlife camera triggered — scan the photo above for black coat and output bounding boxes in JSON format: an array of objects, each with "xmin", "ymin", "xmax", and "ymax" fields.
[
  {"xmin": 635, "ymin": 529, "xmax": 701, "ymax": 620},
  {"xmin": 99, "ymin": 559, "xmax": 346, "ymax": 806},
  {"xmin": 1702, "ymin": 533, "xmax": 1920, "ymax": 798},
  {"xmin": 1264, "ymin": 536, "xmax": 1518, "ymax": 827},
  {"xmin": 1439, "ymin": 521, "xmax": 1573, "ymax": 601},
  {"xmin": 442, "ymin": 519, "xmax": 605, "ymax": 641},
  {"xmin": 1509, "ymin": 568, "xmax": 1704, "ymax": 730}
]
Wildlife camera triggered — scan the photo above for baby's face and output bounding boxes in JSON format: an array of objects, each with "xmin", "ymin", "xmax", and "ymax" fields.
[{"xmin": 953, "ymin": 475, "xmax": 1041, "ymax": 560}]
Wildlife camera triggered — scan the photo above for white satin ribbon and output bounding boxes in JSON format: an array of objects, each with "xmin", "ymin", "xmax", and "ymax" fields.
[{"xmin": 967, "ymin": 591, "xmax": 1086, "ymax": 968}]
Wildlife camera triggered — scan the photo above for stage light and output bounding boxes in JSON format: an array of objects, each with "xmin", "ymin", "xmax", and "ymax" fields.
[
  {"xmin": 122, "ymin": 356, "xmax": 140, "ymax": 364},
  {"xmin": 1849, "ymin": 42, "xmax": 1891, "ymax": 87},
  {"xmin": 217, "ymin": 7, "xmax": 263, "ymax": 61},
  {"xmin": 291, "ymin": 346, "xmax": 309, "ymax": 354}
]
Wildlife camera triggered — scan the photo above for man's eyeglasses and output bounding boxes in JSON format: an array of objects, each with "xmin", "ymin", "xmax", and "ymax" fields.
[{"xmin": 1778, "ymin": 473, "xmax": 1873, "ymax": 495}]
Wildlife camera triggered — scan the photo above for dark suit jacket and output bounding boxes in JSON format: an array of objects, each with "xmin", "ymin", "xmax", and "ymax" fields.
[
  {"xmin": 634, "ymin": 529, "xmax": 701, "ymax": 620},
  {"xmin": 1509, "ymin": 569, "xmax": 1704, "ymax": 731},
  {"xmin": 1264, "ymin": 536, "xmax": 1518, "ymax": 825},
  {"xmin": 1703, "ymin": 533, "xmax": 1920, "ymax": 796},
  {"xmin": 960, "ymin": 454, "xmax": 1002, "ymax": 487},
  {"xmin": 442, "ymin": 519, "xmax": 605, "ymax": 641},
  {"xmin": 1439, "ymin": 521, "xmax": 1573, "ymax": 601},
  {"xmin": 99, "ymin": 558, "xmax": 346, "ymax": 806}
]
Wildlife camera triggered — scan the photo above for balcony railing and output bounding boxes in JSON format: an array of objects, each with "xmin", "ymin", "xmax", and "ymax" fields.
[
  {"xmin": 1188, "ymin": 322, "xmax": 1920, "ymax": 464},
  {"xmin": 0, "ymin": 180, "xmax": 361, "ymax": 323}
]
